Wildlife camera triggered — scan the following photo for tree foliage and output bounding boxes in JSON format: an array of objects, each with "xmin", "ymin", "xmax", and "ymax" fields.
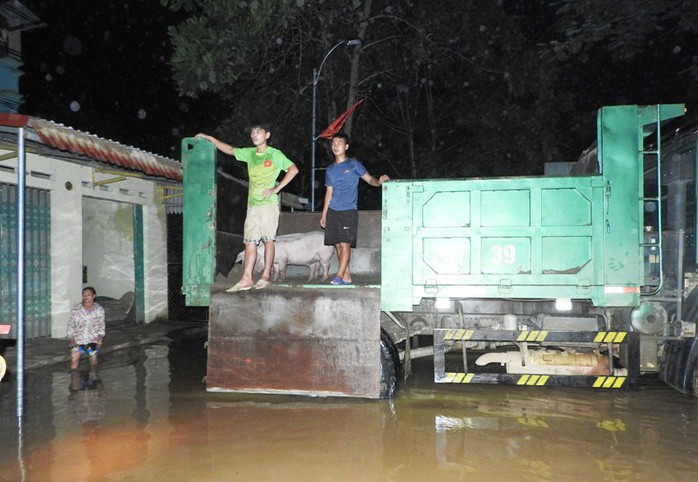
[
  {"xmin": 541, "ymin": 0, "xmax": 698, "ymax": 103},
  {"xmin": 163, "ymin": 0, "xmax": 697, "ymax": 207}
]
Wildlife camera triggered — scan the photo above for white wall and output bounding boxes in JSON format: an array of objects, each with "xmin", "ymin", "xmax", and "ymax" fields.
[
  {"xmin": 142, "ymin": 200, "xmax": 169, "ymax": 323},
  {"xmin": 82, "ymin": 196, "xmax": 135, "ymax": 298},
  {"xmin": 0, "ymin": 146, "xmax": 172, "ymax": 338}
]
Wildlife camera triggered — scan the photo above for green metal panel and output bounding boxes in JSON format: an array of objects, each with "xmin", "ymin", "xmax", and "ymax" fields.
[
  {"xmin": 597, "ymin": 104, "xmax": 685, "ymax": 306},
  {"xmin": 0, "ymin": 183, "xmax": 51, "ymax": 339},
  {"xmin": 481, "ymin": 237, "xmax": 530, "ymax": 274},
  {"xmin": 133, "ymin": 204, "xmax": 145, "ymax": 323},
  {"xmin": 481, "ymin": 190, "xmax": 530, "ymax": 227},
  {"xmin": 182, "ymin": 137, "xmax": 217, "ymax": 306},
  {"xmin": 381, "ymin": 105, "xmax": 686, "ymax": 312},
  {"xmin": 381, "ymin": 176, "xmax": 606, "ymax": 311},
  {"xmin": 597, "ymin": 106, "xmax": 641, "ymax": 306}
]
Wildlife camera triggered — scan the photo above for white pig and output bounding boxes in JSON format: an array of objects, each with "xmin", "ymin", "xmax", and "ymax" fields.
[{"xmin": 234, "ymin": 231, "xmax": 334, "ymax": 281}]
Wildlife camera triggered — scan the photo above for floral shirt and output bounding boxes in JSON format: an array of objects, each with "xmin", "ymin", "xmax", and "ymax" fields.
[{"xmin": 67, "ymin": 303, "xmax": 106, "ymax": 345}]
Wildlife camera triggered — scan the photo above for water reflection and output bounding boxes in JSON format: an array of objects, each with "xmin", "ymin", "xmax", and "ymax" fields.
[
  {"xmin": 68, "ymin": 369, "xmax": 105, "ymax": 424},
  {"xmin": 0, "ymin": 333, "xmax": 697, "ymax": 481}
]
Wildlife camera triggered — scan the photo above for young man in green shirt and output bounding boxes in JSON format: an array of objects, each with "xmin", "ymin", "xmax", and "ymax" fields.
[{"xmin": 197, "ymin": 123, "xmax": 299, "ymax": 291}]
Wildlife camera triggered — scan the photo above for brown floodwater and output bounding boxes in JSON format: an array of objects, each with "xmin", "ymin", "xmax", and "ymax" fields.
[{"xmin": 1, "ymin": 330, "xmax": 697, "ymax": 481}]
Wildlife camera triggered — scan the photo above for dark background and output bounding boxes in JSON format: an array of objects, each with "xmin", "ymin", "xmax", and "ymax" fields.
[{"xmin": 17, "ymin": 0, "xmax": 698, "ymax": 209}]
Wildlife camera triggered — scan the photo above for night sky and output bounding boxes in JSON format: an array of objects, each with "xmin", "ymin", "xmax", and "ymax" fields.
[
  {"xmin": 20, "ymin": 0, "xmax": 211, "ymax": 159},
  {"xmin": 16, "ymin": 0, "xmax": 698, "ymax": 173}
]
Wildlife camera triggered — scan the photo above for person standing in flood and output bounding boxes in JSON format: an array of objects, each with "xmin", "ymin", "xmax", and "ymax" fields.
[{"xmin": 67, "ymin": 286, "xmax": 105, "ymax": 370}]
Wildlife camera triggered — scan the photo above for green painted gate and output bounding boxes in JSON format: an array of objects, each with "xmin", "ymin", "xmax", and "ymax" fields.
[
  {"xmin": 181, "ymin": 138, "xmax": 216, "ymax": 307},
  {"xmin": 0, "ymin": 182, "xmax": 51, "ymax": 338}
]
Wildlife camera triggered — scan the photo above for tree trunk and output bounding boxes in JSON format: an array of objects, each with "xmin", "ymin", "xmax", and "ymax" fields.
[{"xmin": 345, "ymin": 0, "xmax": 373, "ymax": 137}]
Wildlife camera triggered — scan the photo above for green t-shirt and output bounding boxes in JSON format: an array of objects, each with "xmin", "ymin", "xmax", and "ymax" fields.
[{"xmin": 234, "ymin": 146, "xmax": 294, "ymax": 207}]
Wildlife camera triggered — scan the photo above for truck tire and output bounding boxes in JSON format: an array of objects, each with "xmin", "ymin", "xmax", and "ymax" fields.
[
  {"xmin": 689, "ymin": 361, "xmax": 698, "ymax": 398},
  {"xmin": 379, "ymin": 329, "xmax": 400, "ymax": 399}
]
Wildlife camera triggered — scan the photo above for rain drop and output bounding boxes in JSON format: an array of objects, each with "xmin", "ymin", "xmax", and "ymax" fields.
[
  {"xmin": 137, "ymin": 109, "xmax": 147, "ymax": 119},
  {"xmin": 63, "ymin": 36, "xmax": 82, "ymax": 56},
  {"xmin": 70, "ymin": 101, "xmax": 80, "ymax": 112}
]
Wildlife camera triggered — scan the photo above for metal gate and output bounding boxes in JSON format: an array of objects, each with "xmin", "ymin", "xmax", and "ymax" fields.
[{"xmin": 0, "ymin": 182, "xmax": 51, "ymax": 338}]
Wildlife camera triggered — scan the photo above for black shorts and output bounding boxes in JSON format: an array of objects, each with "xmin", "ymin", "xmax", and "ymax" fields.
[{"xmin": 325, "ymin": 208, "xmax": 358, "ymax": 247}]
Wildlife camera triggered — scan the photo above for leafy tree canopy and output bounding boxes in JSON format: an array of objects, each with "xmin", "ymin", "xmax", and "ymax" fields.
[{"xmin": 163, "ymin": 0, "xmax": 697, "ymax": 207}]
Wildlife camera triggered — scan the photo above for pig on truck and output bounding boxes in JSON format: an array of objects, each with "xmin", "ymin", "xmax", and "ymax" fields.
[{"xmin": 235, "ymin": 231, "xmax": 335, "ymax": 282}]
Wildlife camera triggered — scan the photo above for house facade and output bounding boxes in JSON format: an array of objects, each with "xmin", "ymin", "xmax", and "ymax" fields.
[{"xmin": 0, "ymin": 115, "xmax": 182, "ymax": 339}]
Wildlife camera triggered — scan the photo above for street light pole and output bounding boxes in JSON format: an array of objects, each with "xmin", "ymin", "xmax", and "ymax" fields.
[{"xmin": 310, "ymin": 38, "xmax": 361, "ymax": 212}]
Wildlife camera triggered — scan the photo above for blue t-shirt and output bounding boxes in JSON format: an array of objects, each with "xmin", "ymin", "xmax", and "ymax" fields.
[{"xmin": 325, "ymin": 158, "xmax": 367, "ymax": 211}]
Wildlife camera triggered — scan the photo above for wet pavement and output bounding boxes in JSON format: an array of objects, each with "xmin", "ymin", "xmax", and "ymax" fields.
[{"xmin": 2, "ymin": 326, "xmax": 698, "ymax": 481}]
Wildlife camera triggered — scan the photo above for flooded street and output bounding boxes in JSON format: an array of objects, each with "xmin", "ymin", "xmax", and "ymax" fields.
[{"xmin": 1, "ymin": 330, "xmax": 698, "ymax": 481}]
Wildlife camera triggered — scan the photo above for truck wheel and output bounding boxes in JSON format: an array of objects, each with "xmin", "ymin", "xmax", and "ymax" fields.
[
  {"xmin": 379, "ymin": 329, "xmax": 400, "ymax": 399},
  {"xmin": 692, "ymin": 360, "xmax": 698, "ymax": 398}
]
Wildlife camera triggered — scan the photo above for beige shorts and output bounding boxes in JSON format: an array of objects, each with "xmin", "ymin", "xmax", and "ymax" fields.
[{"xmin": 244, "ymin": 203, "xmax": 280, "ymax": 244}]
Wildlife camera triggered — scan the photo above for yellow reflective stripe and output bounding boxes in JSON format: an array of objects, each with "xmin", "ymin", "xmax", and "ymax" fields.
[
  {"xmin": 445, "ymin": 329, "xmax": 474, "ymax": 340},
  {"xmin": 443, "ymin": 372, "xmax": 473, "ymax": 383},
  {"xmin": 516, "ymin": 375, "xmax": 549, "ymax": 386},
  {"xmin": 518, "ymin": 331, "xmax": 548, "ymax": 342},
  {"xmin": 602, "ymin": 377, "xmax": 616, "ymax": 388},
  {"xmin": 593, "ymin": 376, "xmax": 626, "ymax": 388},
  {"xmin": 594, "ymin": 331, "xmax": 627, "ymax": 343}
]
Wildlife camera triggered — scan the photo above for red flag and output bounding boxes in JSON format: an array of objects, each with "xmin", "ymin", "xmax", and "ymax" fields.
[{"xmin": 317, "ymin": 99, "xmax": 364, "ymax": 139}]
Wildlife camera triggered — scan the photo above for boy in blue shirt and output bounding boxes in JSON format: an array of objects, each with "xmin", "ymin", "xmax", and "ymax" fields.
[{"xmin": 320, "ymin": 133, "xmax": 389, "ymax": 285}]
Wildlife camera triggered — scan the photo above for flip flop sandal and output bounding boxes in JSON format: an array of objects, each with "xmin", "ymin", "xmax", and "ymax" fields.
[
  {"xmin": 255, "ymin": 279, "xmax": 271, "ymax": 289},
  {"xmin": 226, "ymin": 282, "xmax": 253, "ymax": 292}
]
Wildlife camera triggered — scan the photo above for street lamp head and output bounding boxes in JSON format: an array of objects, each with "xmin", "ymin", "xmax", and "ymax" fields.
[{"xmin": 346, "ymin": 39, "xmax": 362, "ymax": 47}]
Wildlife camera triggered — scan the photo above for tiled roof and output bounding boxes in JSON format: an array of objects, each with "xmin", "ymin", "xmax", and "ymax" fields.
[{"xmin": 0, "ymin": 114, "xmax": 182, "ymax": 181}]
